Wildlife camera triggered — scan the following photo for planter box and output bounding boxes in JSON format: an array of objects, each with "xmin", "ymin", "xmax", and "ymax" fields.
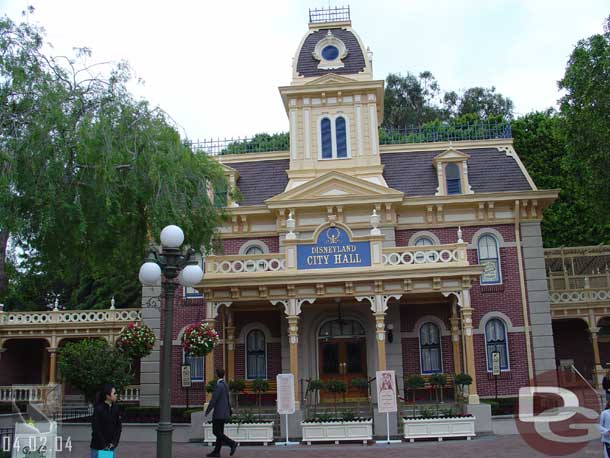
[
  {"xmin": 301, "ymin": 420, "xmax": 373, "ymax": 445},
  {"xmin": 402, "ymin": 416, "xmax": 476, "ymax": 442},
  {"xmin": 203, "ymin": 422, "xmax": 274, "ymax": 446}
]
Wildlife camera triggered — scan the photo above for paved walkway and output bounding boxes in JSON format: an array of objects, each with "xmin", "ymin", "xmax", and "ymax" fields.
[{"xmin": 63, "ymin": 436, "xmax": 603, "ymax": 458}]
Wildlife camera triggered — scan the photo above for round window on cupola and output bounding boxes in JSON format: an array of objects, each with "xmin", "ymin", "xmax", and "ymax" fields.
[
  {"xmin": 321, "ymin": 45, "xmax": 339, "ymax": 61},
  {"xmin": 313, "ymin": 30, "xmax": 348, "ymax": 70}
]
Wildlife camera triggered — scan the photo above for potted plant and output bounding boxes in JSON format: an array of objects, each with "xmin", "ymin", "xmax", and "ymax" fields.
[
  {"xmin": 251, "ymin": 378, "xmax": 269, "ymax": 421},
  {"xmin": 454, "ymin": 373, "xmax": 473, "ymax": 404},
  {"xmin": 350, "ymin": 378, "xmax": 369, "ymax": 416},
  {"xmin": 406, "ymin": 374, "xmax": 425, "ymax": 403},
  {"xmin": 203, "ymin": 410, "xmax": 274, "ymax": 446},
  {"xmin": 182, "ymin": 321, "xmax": 219, "ymax": 357},
  {"xmin": 429, "ymin": 373, "xmax": 447, "ymax": 403},
  {"xmin": 229, "ymin": 379, "xmax": 245, "ymax": 409},
  {"xmin": 402, "ymin": 373, "xmax": 476, "ymax": 442},
  {"xmin": 301, "ymin": 379, "xmax": 372, "ymax": 444},
  {"xmin": 115, "ymin": 322, "xmax": 156, "ymax": 360},
  {"xmin": 306, "ymin": 379, "xmax": 325, "ymax": 418}
]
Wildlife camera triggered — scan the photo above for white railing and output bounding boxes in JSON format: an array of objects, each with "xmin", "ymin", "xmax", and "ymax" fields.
[
  {"xmin": 383, "ymin": 243, "xmax": 468, "ymax": 267},
  {"xmin": 550, "ymin": 289, "xmax": 610, "ymax": 304},
  {"xmin": 52, "ymin": 405, "xmax": 94, "ymax": 420},
  {"xmin": 121, "ymin": 385, "xmax": 140, "ymax": 402},
  {"xmin": 0, "ymin": 385, "xmax": 48, "ymax": 403},
  {"xmin": 205, "ymin": 254, "xmax": 286, "ymax": 274},
  {"xmin": 0, "ymin": 308, "xmax": 141, "ymax": 326}
]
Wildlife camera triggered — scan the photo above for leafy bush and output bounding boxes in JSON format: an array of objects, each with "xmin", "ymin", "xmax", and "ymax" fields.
[
  {"xmin": 454, "ymin": 373, "xmax": 473, "ymax": 403},
  {"xmin": 57, "ymin": 339, "xmax": 133, "ymax": 402},
  {"xmin": 205, "ymin": 379, "xmax": 217, "ymax": 394},
  {"xmin": 324, "ymin": 379, "xmax": 347, "ymax": 417},
  {"xmin": 406, "ymin": 374, "xmax": 425, "ymax": 402},
  {"xmin": 229, "ymin": 379, "xmax": 245, "ymax": 408},
  {"xmin": 306, "ymin": 379, "xmax": 325, "ymax": 417},
  {"xmin": 251, "ymin": 378, "xmax": 269, "ymax": 420}
]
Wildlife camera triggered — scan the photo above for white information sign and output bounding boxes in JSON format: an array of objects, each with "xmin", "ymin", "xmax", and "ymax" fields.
[
  {"xmin": 181, "ymin": 364, "xmax": 192, "ymax": 388},
  {"xmin": 491, "ymin": 351, "xmax": 501, "ymax": 376},
  {"xmin": 276, "ymin": 373, "xmax": 295, "ymax": 415},
  {"xmin": 376, "ymin": 370, "xmax": 397, "ymax": 414}
]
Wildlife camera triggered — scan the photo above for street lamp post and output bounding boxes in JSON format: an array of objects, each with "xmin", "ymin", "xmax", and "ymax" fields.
[{"xmin": 139, "ymin": 225, "xmax": 203, "ymax": 458}]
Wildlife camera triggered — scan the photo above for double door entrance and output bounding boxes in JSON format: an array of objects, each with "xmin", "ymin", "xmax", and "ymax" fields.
[{"xmin": 318, "ymin": 337, "xmax": 368, "ymax": 400}]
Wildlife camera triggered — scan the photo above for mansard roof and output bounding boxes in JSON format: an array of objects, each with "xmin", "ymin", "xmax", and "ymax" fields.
[
  {"xmin": 296, "ymin": 28, "xmax": 366, "ymax": 78},
  {"xmin": 224, "ymin": 147, "xmax": 534, "ymax": 206}
]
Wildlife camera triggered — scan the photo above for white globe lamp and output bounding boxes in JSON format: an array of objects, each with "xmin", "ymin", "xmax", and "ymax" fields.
[
  {"xmin": 160, "ymin": 225, "xmax": 184, "ymax": 248},
  {"xmin": 181, "ymin": 264, "xmax": 204, "ymax": 287},
  {"xmin": 139, "ymin": 262, "xmax": 161, "ymax": 286}
]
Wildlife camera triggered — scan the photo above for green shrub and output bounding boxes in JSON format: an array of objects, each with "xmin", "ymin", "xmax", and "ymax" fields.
[
  {"xmin": 57, "ymin": 339, "xmax": 133, "ymax": 402},
  {"xmin": 406, "ymin": 374, "xmax": 425, "ymax": 402},
  {"xmin": 324, "ymin": 379, "xmax": 347, "ymax": 418}
]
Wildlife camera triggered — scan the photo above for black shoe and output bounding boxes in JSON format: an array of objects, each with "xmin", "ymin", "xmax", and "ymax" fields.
[
  {"xmin": 230, "ymin": 443, "xmax": 238, "ymax": 456},
  {"xmin": 206, "ymin": 453, "xmax": 220, "ymax": 457}
]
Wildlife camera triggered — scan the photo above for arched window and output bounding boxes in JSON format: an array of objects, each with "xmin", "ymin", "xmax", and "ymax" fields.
[
  {"xmin": 485, "ymin": 319, "xmax": 509, "ymax": 371},
  {"xmin": 183, "ymin": 351, "xmax": 204, "ymax": 382},
  {"xmin": 478, "ymin": 234, "xmax": 501, "ymax": 284},
  {"xmin": 419, "ymin": 322, "xmax": 442, "ymax": 374},
  {"xmin": 336, "ymin": 116, "xmax": 347, "ymax": 158},
  {"xmin": 445, "ymin": 163, "xmax": 461, "ymax": 195},
  {"xmin": 414, "ymin": 237, "xmax": 434, "ymax": 247},
  {"xmin": 244, "ymin": 245, "xmax": 264, "ymax": 255},
  {"xmin": 321, "ymin": 118, "xmax": 332, "ymax": 159},
  {"xmin": 246, "ymin": 330, "xmax": 267, "ymax": 379},
  {"xmin": 319, "ymin": 319, "xmax": 365, "ymax": 338}
]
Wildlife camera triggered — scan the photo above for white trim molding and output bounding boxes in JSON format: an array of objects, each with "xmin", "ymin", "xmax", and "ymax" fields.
[{"xmin": 238, "ymin": 240, "xmax": 270, "ymax": 255}]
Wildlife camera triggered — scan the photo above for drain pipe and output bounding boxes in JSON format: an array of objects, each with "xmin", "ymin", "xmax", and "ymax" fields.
[{"xmin": 515, "ymin": 200, "xmax": 535, "ymax": 381}]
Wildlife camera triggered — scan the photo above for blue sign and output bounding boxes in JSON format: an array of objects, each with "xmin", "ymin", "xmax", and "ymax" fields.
[{"xmin": 297, "ymin": 227, "xmax": 371, "ymax": 270}]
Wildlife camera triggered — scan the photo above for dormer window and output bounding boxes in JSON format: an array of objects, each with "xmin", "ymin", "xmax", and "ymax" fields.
[
  {"xmin": 319, "ymin": 115, "xmax": 350, "ymax": 160},
  {"xmin": 445, "ymin": 163, "xmax": 462, "ymax": 195},
  {"xmin": 433, "ymin": 147, "xmax": 473, "ymax": 196}
]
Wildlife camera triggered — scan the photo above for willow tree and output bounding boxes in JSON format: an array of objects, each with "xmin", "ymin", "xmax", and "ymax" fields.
[{"xmin": 0, "ymin": 12, "xmax": 226, "ymax": 310}]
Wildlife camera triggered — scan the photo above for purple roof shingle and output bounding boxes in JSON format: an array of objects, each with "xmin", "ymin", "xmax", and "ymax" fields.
[
  {"xmin": 224, "ymin": 159, "xmax": 289, "ymax": 206},
  {"xmin": 296, "ymin": 28, "xmax": 366, "ymax": 78},
  {"xmin": 226, "ymin": 148, "xmax": 533, "ymax": 205}
]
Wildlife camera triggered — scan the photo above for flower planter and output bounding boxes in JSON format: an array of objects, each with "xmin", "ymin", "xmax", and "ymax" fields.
[
  {"xmin": 301, "ymin": 419, "xmax": 373, "ymax": 445},
  {"xmin": 402, "ymin": 415, "xmax": 476, "ymax": 442},
  {"xmin": 203, "ymin": 422, "xmax": 274, "ymax": 446}
]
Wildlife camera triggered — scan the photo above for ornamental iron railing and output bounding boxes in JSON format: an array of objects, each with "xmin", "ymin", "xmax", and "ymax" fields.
[
  {"xmin": 309, "ymin": 6, "xmax": 351, "ymax": 24},
  {"xmin": 188, "ymin": 122, "xmax": 512, "ymax": 156}
]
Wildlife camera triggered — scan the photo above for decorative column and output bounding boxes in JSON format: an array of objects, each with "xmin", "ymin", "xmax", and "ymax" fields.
[
  {"xmin": 450, "ymin": 301, "xmax": 462, "ymax": 375},
  {"xmin": 272, "ymin": 297, "xmax": 315, "ymax": 407},
  {"xmin": 225, "ymin": 312, "xmax": 236, "ymax": 382},
  {"xmin": 590, "ymin": 327, "xmax": 604, "ymax": 388},
  {"xmin": 374, "ymin": 313, "xmax": 387, "ymax": 370},
  {"xmin": 48, "ymin": 348, "xmax": 58, "ymax": 385},
  {"xmin": 356, "ymin": 294, "xmax": 402, "ymax": 371},
  {"xmin": 460, "ymin": 290, "xmax": 479, "ymax": 404},
  {"xmin": 204, "ymin": 301, "xmax": 231, "ymax": 402}
]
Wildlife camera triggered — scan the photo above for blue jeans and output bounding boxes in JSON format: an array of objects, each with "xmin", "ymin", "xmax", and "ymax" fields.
[{"xmin": 90, "ymin": 449, "xmax": 116, "ymax": 458}]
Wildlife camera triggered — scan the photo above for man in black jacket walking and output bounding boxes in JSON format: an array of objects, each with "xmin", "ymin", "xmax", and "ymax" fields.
[
  {"xmin": 205, "ymin": 369, "xmax": 237, "ymax": 457},
  {"xmin": 90, "ymin": 384, "xmax": 122, "ymax": 458}
]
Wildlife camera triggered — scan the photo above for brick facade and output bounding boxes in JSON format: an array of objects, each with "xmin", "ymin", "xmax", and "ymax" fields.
[
  {"xmin": 396, "ymin": 224, "xmax": 531, "ymax": 398},
  {"xmin": 221, "ymin": 236, "xmax": 280, "ymax": 255}
]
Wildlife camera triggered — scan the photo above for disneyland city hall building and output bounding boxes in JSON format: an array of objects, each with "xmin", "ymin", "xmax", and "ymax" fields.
[{"xmin": 2, "ymin": 8, "xmax": 610, "ymax": 441}]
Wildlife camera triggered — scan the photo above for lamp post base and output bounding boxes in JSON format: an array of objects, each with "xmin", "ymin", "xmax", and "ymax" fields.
[{"xmin": 157, "ymin": 421, "xmax": 174, "ymax": 457}]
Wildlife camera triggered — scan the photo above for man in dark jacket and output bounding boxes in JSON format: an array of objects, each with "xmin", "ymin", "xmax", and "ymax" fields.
[
  {"xmin": 204, "ymin": 369, "xmax": 237, "ymax": 457},
  {"xmin": 90, "ymin": 384, "xmax": 122, "ymax": 457}
]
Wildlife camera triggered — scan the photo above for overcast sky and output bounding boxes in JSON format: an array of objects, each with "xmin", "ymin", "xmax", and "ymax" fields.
[{"xmin": 2, "ymin": 0, "xmax": 608, "ymax": 141}]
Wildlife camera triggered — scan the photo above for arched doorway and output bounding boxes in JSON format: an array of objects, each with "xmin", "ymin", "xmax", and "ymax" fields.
[{"xmin": 318, "ymin": 318, "xmax": 367, "ymax": 400}]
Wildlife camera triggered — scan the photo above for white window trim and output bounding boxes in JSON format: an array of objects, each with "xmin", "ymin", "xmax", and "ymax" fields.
[
  {"xmin": 483, "ymin": 317, "xmax": 510, "ymax": 372},
  {"xmin": 245, "ymin": 329, "xmax": 268, "ymax": 380},
  {"xmin": 477, "ymin": 233, "xmax": 503, "ymax": 285},
  {"xmin": 408, "ymin": 231, "xmax": 441, "ymax": 247},
  {"xmin": 182, "ymin": 350, "xmax": 205, "ymax": 383},
  {"xmin": 418, "ymin": 321, "xmax": 443, "ymax": 375},
  {"xmin": 239, "ymin": 240, "xmax": 270, "ymax": 255},
  {"xmin": 317, "ymin": 113, "xmax": 352, "ymax": 160}
]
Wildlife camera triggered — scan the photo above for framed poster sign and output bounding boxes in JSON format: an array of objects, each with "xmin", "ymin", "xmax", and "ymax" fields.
[
  {"xmin": 276, "ymin": 373, "xmax": 295, "ymax": 415},
  {"xmin": 181, "ymin": 364, "xmax": 192, "ymax": 388},
  {"xmin": 376, "ymin": 370, "xmax": 397, "ymax": 413}
]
